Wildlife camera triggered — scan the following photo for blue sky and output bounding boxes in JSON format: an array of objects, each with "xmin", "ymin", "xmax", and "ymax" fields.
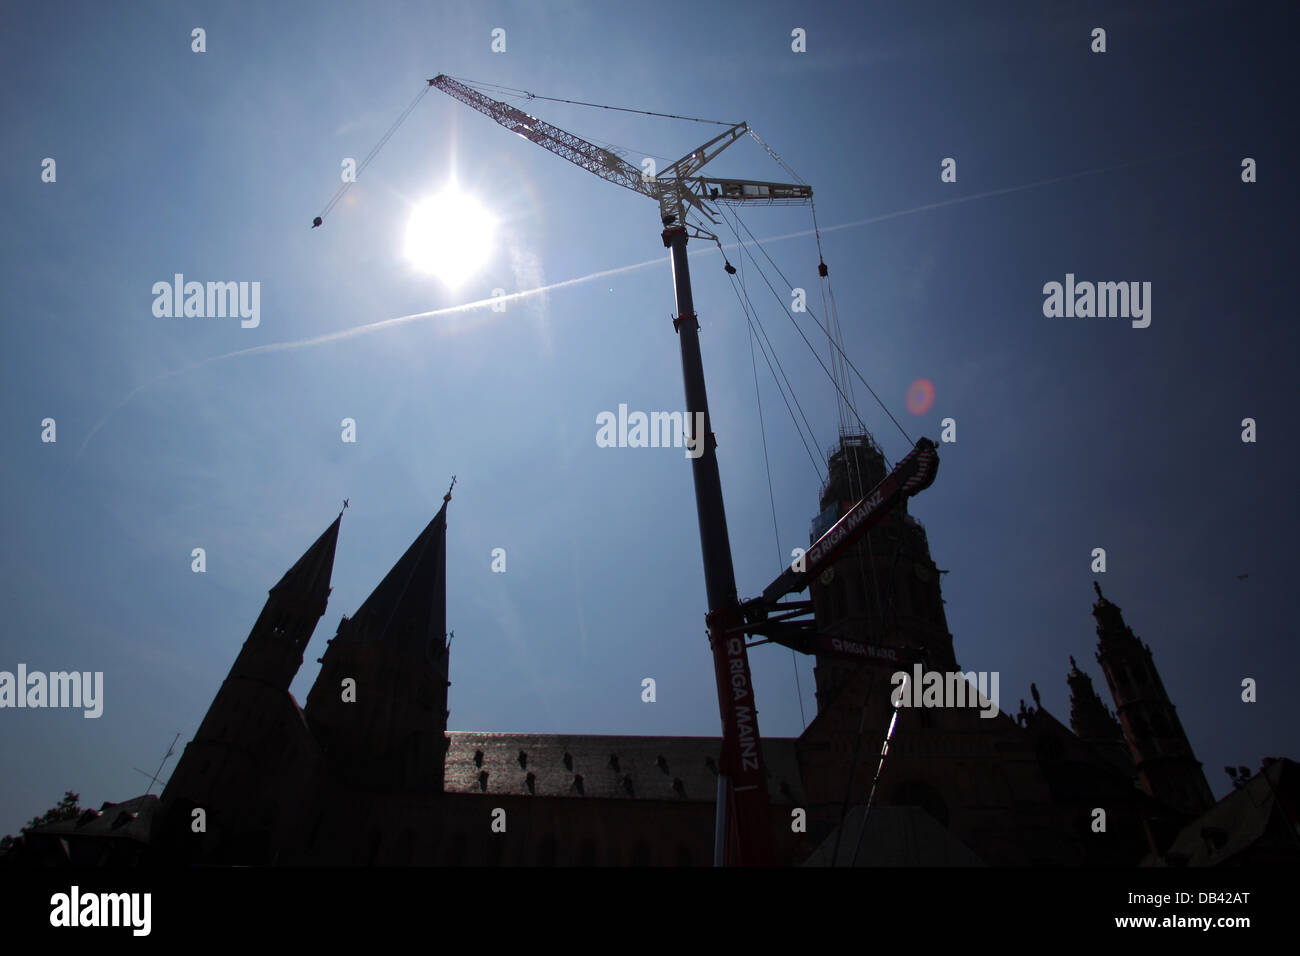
[{"xmin": 1, "ymin": 0, "xmax": 1295, "ymax": 834}]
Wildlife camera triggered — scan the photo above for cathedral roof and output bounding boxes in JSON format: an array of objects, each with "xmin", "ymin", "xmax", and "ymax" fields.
[
  {"xmin": 24, "ymin": 794, "xmax": 159, "ymax": 843},
  {"xmin": 802, "ymin": 805, "xmax": 986, "ymax": 866},
  {"xmin": 1148, "ymin": 759, "xmax": 1299, "ymax": 865},
  {"xmin": 270, "ymin": 513, "xmax": 342, "ymax": 607},
  {"xmin": 443, "ymin": 732, "xmax": 804, "ymax": 805}
]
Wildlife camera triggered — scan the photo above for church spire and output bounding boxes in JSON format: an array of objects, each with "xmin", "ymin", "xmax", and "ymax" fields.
[
  {"xmin": 1091, "ymin": 585, "xmax": 1213, "ymax": 816},
  {"xmin": 1066, "ymin": 654, "xmax": 1132, "ymax": 776},
  {"xmin": 231, "ymin": 511, "xmax": 344, "ymax": 689},
  {"xmin": 347, "ymin": 499, "xmax": 447, "ymax": 653},
  {"xmin": 305, "ymin": 497, "xmax": 452, "ymax": 794},
  {"xmin": 1067, "ymin": 655, "xmax": 1122, "ymax": 740},
  {"xmin": 269, "ymin": 512, "xmax": 342, "ymax": 613},
  {"xmin": 158, "ymin": 511, "xmax": 345, "ymax": 859}
]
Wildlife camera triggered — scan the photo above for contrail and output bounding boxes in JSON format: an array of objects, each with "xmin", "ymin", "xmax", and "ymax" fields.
[
  {"xmin": 75, "ymin": 258, "xmax": 665, "ymax": 458},
  {"xmin": 78, "ymin": 150, "xmax": 1193, "ymax": 458}
]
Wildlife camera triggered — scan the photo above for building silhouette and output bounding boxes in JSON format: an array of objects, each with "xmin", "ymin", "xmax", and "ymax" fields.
[{"xmin": 9, "ymin": 433, "xmax": 1296, "ymax": 866}]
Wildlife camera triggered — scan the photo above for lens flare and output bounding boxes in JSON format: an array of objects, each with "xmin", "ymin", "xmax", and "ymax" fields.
[{"xmin": 906, "ymin": 378, "xmax": 935, "ymax": 415}]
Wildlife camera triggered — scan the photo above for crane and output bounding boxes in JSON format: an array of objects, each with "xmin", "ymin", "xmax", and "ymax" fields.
[
  {"xmin": 422, "ymin": 75, "xmax": 938, "ymax": 865},
  {"xmin": 428, "ymin": 75, "xmax": 812, "ymax": 233}
]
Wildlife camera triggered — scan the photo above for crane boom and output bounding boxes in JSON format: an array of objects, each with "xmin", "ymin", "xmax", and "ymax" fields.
[
  {"xmin": 429, "ymin": 75, "xmax": 654, "ymax": 202},
  {"xmin": 428, "ymin": 75, "xmax": 810, "ymax": 227},
  {"xmin": 737, "ymin": 436, "xmax": 940, "ymax": 663},
  {"xmin": 757, "ymin": 437, "xmax": 940, "ymax": 605}
]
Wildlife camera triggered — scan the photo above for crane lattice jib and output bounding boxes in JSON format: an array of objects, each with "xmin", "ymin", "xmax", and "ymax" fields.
[
  {"xmin": 429, "ymin": 75, "xmax": 809, "ymax": 230},
  {"xmin": 430, "ymin": 75, "xmax": 654, "ymax": 202}
]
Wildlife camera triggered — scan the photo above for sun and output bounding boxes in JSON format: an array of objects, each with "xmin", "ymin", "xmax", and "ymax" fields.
[{"xmin": 404, "ymin": 186, "xmax": 497, "ymax": 288}]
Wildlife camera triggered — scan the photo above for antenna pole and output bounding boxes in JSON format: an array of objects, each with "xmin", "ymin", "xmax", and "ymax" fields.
[{"xmin": 142, "ymin": 732, "xmax": 181, "ymax": 796}]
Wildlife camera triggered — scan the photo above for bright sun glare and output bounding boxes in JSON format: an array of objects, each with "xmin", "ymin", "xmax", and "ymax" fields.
[{"xmin": 404, "ymin": 187, "xmax": 496, "ymax": 288}]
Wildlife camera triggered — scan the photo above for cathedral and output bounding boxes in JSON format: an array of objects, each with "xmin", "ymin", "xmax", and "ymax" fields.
[{"xmin": 11, "ymin": 433, "xmax": 1297, "ymax": 866}]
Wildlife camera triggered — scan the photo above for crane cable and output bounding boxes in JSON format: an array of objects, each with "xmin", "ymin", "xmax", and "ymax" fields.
[
  {"xmin": 809, "ymin": 197, "xmax": 884, "ymax": 628},
  {"xmin": 312, "ymin": 83, "xmax": 433, "ymax": 227},
  {"xmin": 747, "ymin": 128, "xmax": 807, "ymax": 185},
  {"xmin": 724, "ymin": 232, "xmax": 828, "ymax": 728},
  {"xmin": 719, "ymin": 227, "xmax": 824, "ymax": 729},
  {"xmin": 730, "ymin": 246, "xmax": 809, "ymax": 729},
  {"xmin": 715, "ymin": 227, "xmax": 825, "ymax": 486},
  {"xmin": 719, "ymin": 202, "xmax": 889, "ymax": 648},
  {"xmin": 732, "ymin": 135, "xmax": 915, "ymax": 453},
  {"xmin": 444, "ymin": 74, "xmax": 739, "ymax": 127},
  {"xmin": 811, "ymin": 200, "xmax": 858, "ymax": 437},
  {"xmin": 721, "ymin": 186, "xmax": 909, "ymax": 802},
  {"xmin": 726, "ymin": 208, "xmax": 915, "ymax": 451},
  {"xmin": 748, "ymin": 317, "xmax": 808, "ymax": 730}
]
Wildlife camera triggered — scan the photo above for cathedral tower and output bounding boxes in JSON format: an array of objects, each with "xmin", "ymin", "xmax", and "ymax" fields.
[
  {"xmin": 305, "ymin": 495, "xmax": 451, "ymax": 795},
  {"xmin": 230, "ymin": 514, "xmax": 343, "ymax": 690},
  {"xmin": 1091, "ymin": 583, "xmax": 1213, "ymax": 816},
  {"xmin": 158, "ymin": 512, "xmax": 342, "ymax": 857},
  {"xmin": 1066, "ymin": 655, "xmax": 1133, "ymax": 774},
  {"xmin": 808, "ymin": 432, "xmax": 955, "ymax": 715}
]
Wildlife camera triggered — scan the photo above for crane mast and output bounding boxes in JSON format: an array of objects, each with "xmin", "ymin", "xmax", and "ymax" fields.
[{"xmin": 427, "ymin": 74, "xmax": 935, "ymax": 865}]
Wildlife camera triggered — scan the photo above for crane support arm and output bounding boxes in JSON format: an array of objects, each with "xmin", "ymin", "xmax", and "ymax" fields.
[
  {"xmin": 659, "ymin": 123, "xmax": 749, "ymax": 181},
  {"xmin": 429, "ymin": 75, "xmax": 655, "ymax": 202},
  {"xmin": 686, "ymin": 177, "xmax": 813, "ymax": 206},
  {"xmin": 756, "ymin": 438, "xmax": 940, "ymax": 606}
]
